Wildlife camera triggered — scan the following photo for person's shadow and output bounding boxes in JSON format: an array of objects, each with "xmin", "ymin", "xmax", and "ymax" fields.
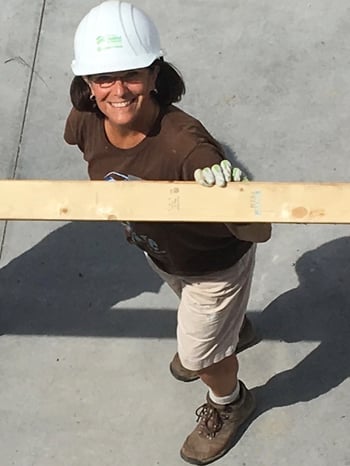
[
  {"xmin": 235, "ymin": 236, "xmax": 350, "ymax": 445},
  {"xmin": 0, "ymin": 221, "xmax": 178, "ymax": 338},
  {"xmin": 2, "ymin": 224, "xmax": 349, "ymax": 404}
]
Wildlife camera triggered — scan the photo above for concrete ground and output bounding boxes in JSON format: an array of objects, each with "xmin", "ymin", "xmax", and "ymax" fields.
[{"xmin": 1, "ymin": 0, "xmax": 350, "ymax": 465}]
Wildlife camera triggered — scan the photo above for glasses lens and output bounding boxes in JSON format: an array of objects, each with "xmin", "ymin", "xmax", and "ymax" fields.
[
  {"xmin": 88, "ymin": 69, "xmax": 145, "ymax": 87},
  {"xmin": 89, "ymin": 74, "xmax": 116, "ymax": 86}
]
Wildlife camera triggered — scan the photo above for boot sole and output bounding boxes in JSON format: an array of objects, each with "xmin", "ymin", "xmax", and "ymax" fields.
[{"xmin": 169, "ymin": 363, "xmax": 200, "ymax": 382}]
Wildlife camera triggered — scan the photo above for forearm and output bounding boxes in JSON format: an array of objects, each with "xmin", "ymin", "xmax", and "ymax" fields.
[
  {"xmin": 192, "ymin": 160, "xmax": 272, "ymax": 243},
  {"xmin": 225, "ymin": 222, "xmax": 272, "ymax": 243}
]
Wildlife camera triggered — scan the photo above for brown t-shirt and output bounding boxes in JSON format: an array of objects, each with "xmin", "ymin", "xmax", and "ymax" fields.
[{"xmin": 64, "ymin": 105, "xmax": 252, "ymax": 275}]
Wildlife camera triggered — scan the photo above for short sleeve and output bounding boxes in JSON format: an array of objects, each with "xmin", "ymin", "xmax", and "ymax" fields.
[
  {"xmin": 181, "ymin": 141, "xmax": 225, "ymax": 181},
  {"xmin": 64, "ymin": 108, "xmax": 77, "ymax": 144},
  {"xmin": 64, "ymin": 107, "xmax": 86, "ymax": 153}
]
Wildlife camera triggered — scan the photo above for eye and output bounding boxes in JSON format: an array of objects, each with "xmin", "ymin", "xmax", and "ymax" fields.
[
  {"xmin": 89, "ymin": 74, "xmax": 116, "ymax": 84},
  {"xmin": 96, "ymin": 74, "xmax": 115, "ymax": 84},
  {"xmin": 124, "ymin": 71, "xmax": 142, "ymax": 82}
]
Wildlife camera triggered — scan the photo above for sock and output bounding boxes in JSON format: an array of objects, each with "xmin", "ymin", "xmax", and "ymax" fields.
[{"xmin": 209, "ymin": 382, "xmax": 240, "ymax": 405}]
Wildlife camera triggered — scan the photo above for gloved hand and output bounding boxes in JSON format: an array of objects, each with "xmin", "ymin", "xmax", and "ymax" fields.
[{"xmin": 194, "ymin": 160, "xmax": 249, "ymax": 187}]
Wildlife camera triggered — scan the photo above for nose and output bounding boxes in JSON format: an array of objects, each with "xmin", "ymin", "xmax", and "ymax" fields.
[{"xmin": 110, "ymin": 79, "xmax": 128, "ymax": 96}]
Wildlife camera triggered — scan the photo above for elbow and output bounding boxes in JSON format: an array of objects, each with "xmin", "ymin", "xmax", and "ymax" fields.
[
  {"xmin": 226, "ymin": 222, "xmax": 272, "ymax": 243},
  {"xmin": 255, "ymin": 223, "xmax": 272, "ymax": 243}
]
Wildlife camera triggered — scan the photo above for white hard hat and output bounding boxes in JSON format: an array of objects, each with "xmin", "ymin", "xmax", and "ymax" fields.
[{"xmin": 71, "ymin": 1, "xmax": 163, "ymax": 76}]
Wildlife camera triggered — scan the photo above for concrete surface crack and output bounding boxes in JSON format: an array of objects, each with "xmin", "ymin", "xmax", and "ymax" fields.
[{"xmin": 4, "ymin": 55, "xmax": 49, "ymax": 88}]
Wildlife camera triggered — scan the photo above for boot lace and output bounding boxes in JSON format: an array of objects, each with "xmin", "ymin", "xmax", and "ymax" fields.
[{"xmin": 195, "ymin": 403, "xmax": 223, "ymax": 439}]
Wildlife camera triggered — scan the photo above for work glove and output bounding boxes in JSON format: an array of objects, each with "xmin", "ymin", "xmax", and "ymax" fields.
[{"xmin": 194, "ymin": 160, "xmax": 249, "ymax": 187}]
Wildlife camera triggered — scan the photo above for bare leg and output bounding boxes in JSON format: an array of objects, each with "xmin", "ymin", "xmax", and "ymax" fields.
[{"xmin": 198, "ymin": 354, "xmax": 238, "ymax": 397}]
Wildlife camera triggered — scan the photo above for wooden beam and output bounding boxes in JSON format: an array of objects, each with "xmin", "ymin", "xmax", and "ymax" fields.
[{"xmin": 0, "ymin": 180, "xmax": 349, "ymax": 223}]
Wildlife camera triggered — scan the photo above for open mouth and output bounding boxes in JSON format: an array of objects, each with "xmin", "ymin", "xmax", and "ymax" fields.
[{"xmin": 109, "ymin": 98, "xmax": 136, "ymax": 108}]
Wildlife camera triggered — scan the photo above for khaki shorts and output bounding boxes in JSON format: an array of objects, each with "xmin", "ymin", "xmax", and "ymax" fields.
[{"xmin": 146, "ymin": 245, "xmax": 256, "ymax": 371}]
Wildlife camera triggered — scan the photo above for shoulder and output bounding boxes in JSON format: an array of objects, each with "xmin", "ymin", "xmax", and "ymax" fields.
[
  {"xmin": 64, "ymin": 108, "xmax": 101, "ymax": 148},
  {"xmin": 160, "ymin": 105, "xmax": 219, "ymax": 149},
  {"xmin": 158, "ymin": 106, "xmax": 225, "ymax": 179}
]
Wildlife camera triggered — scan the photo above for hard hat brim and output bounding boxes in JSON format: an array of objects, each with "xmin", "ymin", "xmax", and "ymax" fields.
[{"xmin": 71, "ymin": 51, "xmax": 163, "ymax": 76}]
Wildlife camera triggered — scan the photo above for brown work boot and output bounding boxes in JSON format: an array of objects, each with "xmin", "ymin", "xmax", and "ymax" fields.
[
  {"xmin": 170, "ymin": 317, "xmax": 258, "ymax": 382},
  {"xmin": 180, "ymin": 381, "xmax": 255, "ymax": 465},
  {"xmin": 170, "ymin": 352, "xmax": 199, "ymax": 382},
  {"xmin": 235, "ymin": 316, "xmax": 259, "ymax": 353}
]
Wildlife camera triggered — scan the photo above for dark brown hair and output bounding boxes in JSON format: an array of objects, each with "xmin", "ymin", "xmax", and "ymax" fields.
[{"xmin": 69, "ymin": 58, "xmax": 186, "ymax": 115}]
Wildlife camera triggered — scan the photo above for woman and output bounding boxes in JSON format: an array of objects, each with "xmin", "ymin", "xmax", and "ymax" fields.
[{"xmin": 64, "ymin": 1, "xmax": 271, "ymax": 464}]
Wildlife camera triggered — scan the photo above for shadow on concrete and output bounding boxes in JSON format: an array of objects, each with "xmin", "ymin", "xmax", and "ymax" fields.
[
  {"xmin": 244, "ymin": 236, "xmax": 350, "ymax": 426},
  {"xmin": 1, "ymin": 225, "xmax": 349, "ymax": 407},
  {"xmin": 220, "ymin": 143, "xmax": 254, "ymax": 180},
  {"xmin": 0, "ymin": 221, "xmax": 178, "ymax": 337},
  {"xmin": 224, "ymin": 236, "xmax": 350, "ymax": 455}
]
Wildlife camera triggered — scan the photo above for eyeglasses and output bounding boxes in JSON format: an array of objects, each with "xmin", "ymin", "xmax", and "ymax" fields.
[{"xmin": 88, "ymin": 69, "xmax": 146, "ymax": 88}]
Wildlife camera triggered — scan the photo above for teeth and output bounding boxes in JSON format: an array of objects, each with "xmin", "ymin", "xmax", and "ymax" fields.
[{"xmin": 110, "ymin": 101, "xmax": 131, "ymax": 108}]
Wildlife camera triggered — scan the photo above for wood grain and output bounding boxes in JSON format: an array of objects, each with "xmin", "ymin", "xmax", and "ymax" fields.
[{"xmin": 0, "ymin": 180, "xmax": 348, "ymax": 223}]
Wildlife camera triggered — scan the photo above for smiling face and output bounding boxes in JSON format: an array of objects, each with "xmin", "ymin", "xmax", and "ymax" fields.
[{"xmin": 86, "ymin": 67, "xmax": 159, "ymax": 131}]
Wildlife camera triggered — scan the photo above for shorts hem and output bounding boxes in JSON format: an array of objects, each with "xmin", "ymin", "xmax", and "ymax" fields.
[{"xmin": 179, "ymin": 344, "xmax": 237, "ymax": 372}]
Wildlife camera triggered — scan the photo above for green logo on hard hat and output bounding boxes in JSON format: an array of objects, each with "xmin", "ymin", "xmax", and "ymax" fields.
[{"xmin": 96, "ymin": 35, "xmax": 123, "ymax": 52}]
